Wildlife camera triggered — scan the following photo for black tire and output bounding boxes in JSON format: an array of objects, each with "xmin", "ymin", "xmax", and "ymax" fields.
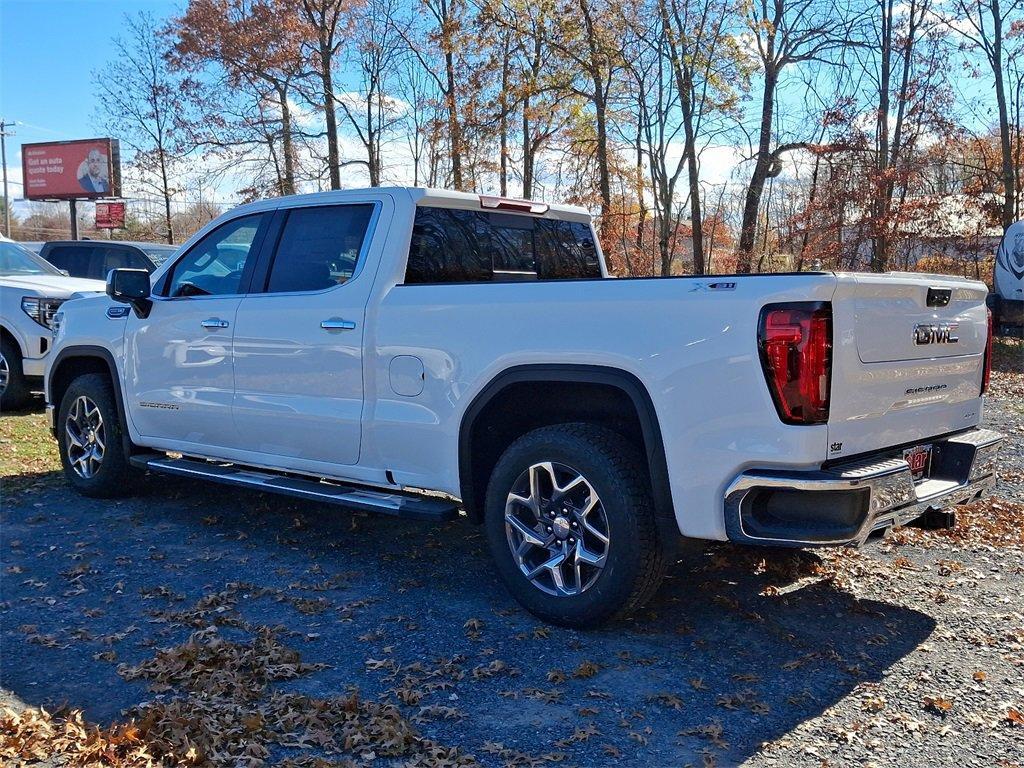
[
  {"xmin": 57, "ymin": 372, "xmax": 138, "ymax": 498},
  {"xmin": 483, "ymin": 423, "xmax": 666, "ymax": 628},
  {"xmin": 0, "ymin": 337, "xmax": 32, "ymax": 411}
]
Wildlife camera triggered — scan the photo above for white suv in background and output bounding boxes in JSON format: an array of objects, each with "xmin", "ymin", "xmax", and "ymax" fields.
[{"xmin": 0, "ymin": 236, "xmax": 105, "ymax": 409}]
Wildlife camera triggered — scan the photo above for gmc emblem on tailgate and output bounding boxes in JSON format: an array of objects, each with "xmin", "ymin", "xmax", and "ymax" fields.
[{"xmin": 913, "ymin": 322, "xmax": 959, "ymax": 345}]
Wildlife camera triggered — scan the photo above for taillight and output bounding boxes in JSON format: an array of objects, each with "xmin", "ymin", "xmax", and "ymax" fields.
[
  {"xmin": 981, "ymin": 308, "xmax": 993, "ymax": 395},
  {"xmin": 758, "ymin": 302, "xmax": 832, "ymax": 425}
]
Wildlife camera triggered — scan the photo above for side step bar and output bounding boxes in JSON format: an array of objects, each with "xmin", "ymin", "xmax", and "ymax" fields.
[{"xmin": 128, "ymin": 454, "xmax": 459, "ymax": 522}]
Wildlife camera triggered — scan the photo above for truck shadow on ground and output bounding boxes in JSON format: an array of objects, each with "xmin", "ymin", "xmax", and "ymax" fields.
[{"xmin": 2, "ymin": 472, "xmax": 936, "ymax": 766}]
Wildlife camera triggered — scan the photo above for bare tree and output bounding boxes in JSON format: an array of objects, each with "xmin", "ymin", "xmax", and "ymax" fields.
[
  {"xmin": 396, "ymin": 0, "xmax": 475, "ymax": 190},
  {"xmin": 334, "ymin": 0, "xmax": 407, "ymax": 185},
  {"xmin": 295, "ymin": 0, "xmax": 358, "ymax": 189},
  {"xmin": 941, "ymin": 0, "xmax": 1024, "ymax": 229},
  {"xmin": 396, "ymin": 52, "xmax": 440, "ymax": 186},
  {"xmin": 94, "ymin": 12, "xmax": 185, "ymax": 243},
  {"xmin": 866, "ymin": 0, "xmax": 948, "ymax": 270},
  {"xmin": 479, "ymin": 0, "xmax": 576, "ymax": 198},
  {"xmin": 656, "ymin": 0, "xmax": 747, "ymax": 274},
  {"xmin": 735, "ymin": 0, "xmax": 868, "ymax": 272}
]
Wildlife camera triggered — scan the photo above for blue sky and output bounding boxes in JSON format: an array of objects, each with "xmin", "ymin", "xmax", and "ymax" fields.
[{"xmin": 0, "ymin": 0, "xmax": 179, "ymax": 198}]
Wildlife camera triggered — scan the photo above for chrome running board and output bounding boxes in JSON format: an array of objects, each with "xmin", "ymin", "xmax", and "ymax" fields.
[{"xmin": 128, "ymin": 454, "xmax": 459, "ymax": 522}]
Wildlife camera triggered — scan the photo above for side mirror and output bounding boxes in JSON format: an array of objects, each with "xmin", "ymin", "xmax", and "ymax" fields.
[{"xmin": 106, "ymin": 268, "xmax": 152, "ymax": 318}]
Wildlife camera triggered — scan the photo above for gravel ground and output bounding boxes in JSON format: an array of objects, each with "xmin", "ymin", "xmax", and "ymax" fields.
[{"xmin": 1, "ymin": 343, "xmax": 1022, "ymax": 767}]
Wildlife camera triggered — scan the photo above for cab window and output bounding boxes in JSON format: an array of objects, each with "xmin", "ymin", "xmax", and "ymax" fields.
[
  {"xmin": 263, "ymin": 204, "xmax": 374, "ymax": 293},
  {"xmin": 164, "ymin": 214, "xmax": 267, "ymax": 297}
]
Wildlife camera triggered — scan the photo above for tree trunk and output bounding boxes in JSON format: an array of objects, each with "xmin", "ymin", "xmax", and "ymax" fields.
[
  {"xmin": 159, "ymin": 148, "xmax": 174, "ymax": 244},
  {"xmin": 440, "ymin": 0, "xmax": 464, "ymax": 191},
  {"xmin": 737, "ymin": 67, "xmax": 778, "ymax": 273},
  {"xmin": 367, "ymin": 72, "xmax": 381, "ymax": 186},
  {"xmin": 798, "ymin": 153, "xmax": 822, "ymax": 270},
  {"xmin": 658, "ymin": 189, "xmax": 672, "ymax": 276},
  {"xmin": 578, "ymin": 0, "xmax": 611, "ymax": 239},
  {"xmin": 594, "ymin": 90, "xmax": 611, "ymax": 241},
  {"xmin": 522, "ymin": 97, "xmax": 533, "ymax": 198},
  {"xmin": 990, "ymin": 0, "xmax": 1014, "ymax": 229},
  {"xmin": 278, "ymin": 83, "xmax": 296, "ymax": 195},
  {"xmin": 499, "ymin": 37, "xmax": 510, "ymax": 197},
  {"xmin": 658, "ymin": 0, "xmax": 704, "ymax": 275},
  {"xmin": 634, "ymin": 129, "xmax": 647, "ymax": 266},
  {"xmin": 321, "ymin": 41, "xmax": 341, "ymax": 190},
  {"xmin": 679, "ymin": 66, "xmax": 704, "ymax": 275},
  {"xmin": 872, "ymin": 0, "xmax": 893, "ymax": 272}
]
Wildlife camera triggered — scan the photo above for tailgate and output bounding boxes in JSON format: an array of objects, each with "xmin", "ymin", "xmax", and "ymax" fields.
[{"xmin": 827, "ymin": 273, "xmax": 989, "ymax": 461}]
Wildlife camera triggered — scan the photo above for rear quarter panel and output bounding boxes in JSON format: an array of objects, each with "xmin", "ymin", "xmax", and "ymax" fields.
[{"xmin": 367, "ymin": 273, "xmax": 839, "ymax": 541}]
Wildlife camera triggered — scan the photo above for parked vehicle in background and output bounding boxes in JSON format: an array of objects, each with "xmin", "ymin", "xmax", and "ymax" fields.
[
  {"xmin": 991, "ymin": 220, "xmax": 1024, "ymax": 337},
  {"xmin": 44, "ymin": 188, "xmax": 1003, "ymax": 627},
  {"xmin": 0, "ymin": 235, "xmax": 105, "ymax": 409},
  {"xmin": 40, "ymin": 240, "xmax": 177, "ymax": 282},
  {"xmin": 19, "ymin": 242, "xmax": 46, "ymax": 255}
]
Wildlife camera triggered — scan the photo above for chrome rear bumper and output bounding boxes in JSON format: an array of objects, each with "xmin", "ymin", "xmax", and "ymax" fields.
[{"xmin": 724, "ymin": 428, "xmax": 1002, "ymax": 547}]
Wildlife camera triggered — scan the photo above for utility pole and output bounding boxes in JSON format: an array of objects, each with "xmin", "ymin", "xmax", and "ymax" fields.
[{"xmin": 0, "ymin": 119, "xmax": 13, "ymax": 238}]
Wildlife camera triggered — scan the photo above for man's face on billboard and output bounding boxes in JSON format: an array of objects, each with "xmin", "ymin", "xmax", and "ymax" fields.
[{"xmin": 87, "ymin": 150, "xmax": 104, "ymax": 176}]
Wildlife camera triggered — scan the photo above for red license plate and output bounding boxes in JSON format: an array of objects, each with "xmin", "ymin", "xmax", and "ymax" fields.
[{"xmin": 903, "ymin": 444, "xmax": 933, "ymax": 480}]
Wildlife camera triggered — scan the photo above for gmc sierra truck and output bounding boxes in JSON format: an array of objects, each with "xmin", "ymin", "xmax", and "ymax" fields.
[{"xmin": 44, "ymin": 187, "xmax": 1003, "ymax": 627}]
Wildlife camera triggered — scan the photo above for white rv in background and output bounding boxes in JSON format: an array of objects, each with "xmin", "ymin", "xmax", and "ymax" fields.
[{"xmin": 992, "ymin": 220, "xmax": 1024, "ymax": 336}]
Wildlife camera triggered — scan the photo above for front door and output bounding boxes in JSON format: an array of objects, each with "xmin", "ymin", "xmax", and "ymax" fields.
[
  {"xmin": 231, "ymin": 201, "xmax": 382, "ymax": 467},
  {"xmin": 123, "ymin": 213, "xmax": 270, "ymax": 450}
]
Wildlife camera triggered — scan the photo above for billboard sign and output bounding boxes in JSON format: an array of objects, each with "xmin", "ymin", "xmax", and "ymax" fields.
[
  {"xmin": 95, "ymin": 201, "xmax": 126, "ymax": 229},
  {"xmin": 21, "ymin": 138, "xmax": 121, "ymax": 200}
]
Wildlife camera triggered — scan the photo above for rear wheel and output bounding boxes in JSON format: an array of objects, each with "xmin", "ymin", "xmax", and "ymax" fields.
[
  {"xmin": 484, "ymin": 423, "xmax": 666, "ymax": 628},
  {"xmin": 57, "ymin": 373, "xmax": 138, "ymax": 498},
  {"xmin": 0, "ymin": 337, "xmax": 31, "ymax": 411}
]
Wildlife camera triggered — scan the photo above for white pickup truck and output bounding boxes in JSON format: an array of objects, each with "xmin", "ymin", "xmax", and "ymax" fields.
[{"xmin": 45, "ymin": 187, "xmax": 1003, "ymax": 627}]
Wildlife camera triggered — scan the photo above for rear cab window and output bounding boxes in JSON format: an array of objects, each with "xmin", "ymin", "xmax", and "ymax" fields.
[
  {"xmin": 43, "ymin": 245, "xmax": 93, "ymax": 278},
  {"xmin": 404, "ymin": 207, "xmax": 601, "ymax": 284}
]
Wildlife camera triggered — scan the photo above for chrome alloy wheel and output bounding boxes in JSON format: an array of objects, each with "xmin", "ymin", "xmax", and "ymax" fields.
[
  {"xmin": 504, "ymin": 461, "xmax": 611, "ymax": 596},
  {"xmin": 65, "ymin": 395, "xmax": 106, "ymax": 479},
  {"xmin": 0, "ymin": 351, "xmax": 8, "ymax": 394}
]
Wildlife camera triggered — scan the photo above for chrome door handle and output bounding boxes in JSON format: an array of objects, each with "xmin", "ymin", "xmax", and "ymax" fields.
[
  {"xmin": 321, "ymin": 318, "xmax": 357, "ymax": 331},
  {"xmin": 201, "ymin": 318, "xmax": 229, "ymax": 329}
]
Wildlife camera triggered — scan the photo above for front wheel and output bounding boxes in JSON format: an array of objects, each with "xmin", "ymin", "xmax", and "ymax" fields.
[
  {"xmin": 57, "ymin": 373, "xmax": 138, "ymax": 498},
  {"xmin": 0, "ymin": 337, "xmax": 31, "ymax": 411},
  {"xmin": 484, "ymin": 423, "xmax": 667, "ymax": 628}
]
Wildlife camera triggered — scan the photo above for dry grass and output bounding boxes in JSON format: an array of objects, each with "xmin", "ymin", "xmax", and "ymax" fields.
[{"xmin": 0, "ymin": 408, "xmax": 59, "ymax": 486}]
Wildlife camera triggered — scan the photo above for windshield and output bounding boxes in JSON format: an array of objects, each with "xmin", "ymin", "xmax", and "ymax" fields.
[{"xmin": 0, "ymin": 241, "xmax": 63, "ymax": 276}]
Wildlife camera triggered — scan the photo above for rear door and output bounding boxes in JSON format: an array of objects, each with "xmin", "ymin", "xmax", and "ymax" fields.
[
  {"xmin": 231, "ymin": 198, "xmax": 385, "ymax": 468},
  {"xmin": 826, "ymin": 273, "xmax": 989, "ymax": 461}
]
